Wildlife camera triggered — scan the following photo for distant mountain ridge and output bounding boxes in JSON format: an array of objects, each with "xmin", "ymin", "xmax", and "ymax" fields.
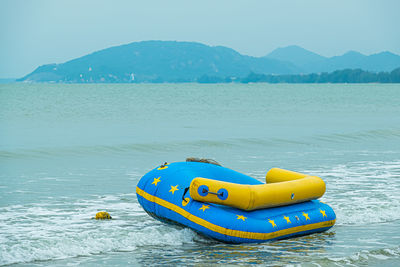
[
  {"xmin": 265, "ymin": 45, "xmax": 326, "ymax": 66},
  {"xmin": 19, "ymin": 41, "xmax": 400, "ymax": 83},
  {"xmin": 265, "ymin": 46, "xmax": 400, "ymax": 73}
]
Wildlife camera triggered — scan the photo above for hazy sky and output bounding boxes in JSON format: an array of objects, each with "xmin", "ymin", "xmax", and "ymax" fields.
[{"xmin": 1, "ymin": 0, "xmax": 399, "ymax": 78}]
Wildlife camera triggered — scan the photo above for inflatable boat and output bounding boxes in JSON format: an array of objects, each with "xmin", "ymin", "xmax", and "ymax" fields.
[{"xmin": 136, "ymin": 162, "xmax": 336, "ymax": 243}]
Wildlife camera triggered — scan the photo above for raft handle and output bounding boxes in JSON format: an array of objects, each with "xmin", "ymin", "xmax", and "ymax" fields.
[
  {"xmin": 207, "ymin": 190, "xmax": 223, "ymax": 196},
  {"xmin": 201, "ymin": 188, "xmax": 229, "ymax": 200},
  {"xmin": 182, "ymin": 187, "xmax": 189, "ymax": 202}
]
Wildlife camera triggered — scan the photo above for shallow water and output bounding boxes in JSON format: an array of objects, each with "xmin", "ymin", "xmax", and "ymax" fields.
[{"xmin": 1, "ymin": 83, "xmax": 400, "ymax": 266}]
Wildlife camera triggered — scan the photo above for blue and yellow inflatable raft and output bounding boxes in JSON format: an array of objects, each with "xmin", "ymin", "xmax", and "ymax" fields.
[{"xmin": 136, "ymin": 162, "xmax": 336, "ymax": 243}]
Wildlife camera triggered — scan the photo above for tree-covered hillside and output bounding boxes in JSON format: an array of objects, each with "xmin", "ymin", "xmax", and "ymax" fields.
[
  {"xmin": 18, "ymin": 41, "xmax": 400, "ymax": 83},
  {"xmin": 18, "ymin": 41, "xmax": 298, "ymax": 83},
  {"xmin": 239, "ymin": 68, "xmax": 400, "ymax": 83}
]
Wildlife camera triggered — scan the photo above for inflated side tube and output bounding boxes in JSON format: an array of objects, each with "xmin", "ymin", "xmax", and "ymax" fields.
[
  {"xmin": 190, "ymin": 173, "xmax": 326, "ymax": 211},
  {"xmin": 266, "ymin": 168, "xmax": 309, "ymax": 183}
]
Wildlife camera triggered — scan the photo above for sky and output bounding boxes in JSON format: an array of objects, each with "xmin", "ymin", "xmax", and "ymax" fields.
[{"xmin": 0, "ymin": 0, "xmax": 399, "ymax": 78}]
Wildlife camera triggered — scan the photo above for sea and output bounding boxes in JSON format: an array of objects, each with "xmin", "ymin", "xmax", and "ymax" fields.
[{"xmin": 1, "ymin": 83, "xmax": 399, "ymax": 266}]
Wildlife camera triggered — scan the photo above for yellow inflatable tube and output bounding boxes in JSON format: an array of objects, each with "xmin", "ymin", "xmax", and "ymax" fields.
[
  {"xmin": 266, "ymin": 168, "xmax": 308, "ymax": 183},
  {"xmin": 189, "ymin": 168, "xmax": 325, "ymax": 211}
]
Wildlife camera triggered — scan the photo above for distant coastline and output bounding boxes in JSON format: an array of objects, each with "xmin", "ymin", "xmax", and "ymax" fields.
[
  {"xmin": 15, "ymin": 41, "xmax": 400, "ymax": 84},
  {"xmin": 12, "ymin": 68, "xmax": 400, "ymax": 84},
  {"xmin": 202, "ymin": 68, "xmax": 400, "ymax": 84}
]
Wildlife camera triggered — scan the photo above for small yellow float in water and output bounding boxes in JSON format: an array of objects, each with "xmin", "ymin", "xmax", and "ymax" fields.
[{"xmin": 94, "ymin": 211, "xmax": 112, "ymax": 220}]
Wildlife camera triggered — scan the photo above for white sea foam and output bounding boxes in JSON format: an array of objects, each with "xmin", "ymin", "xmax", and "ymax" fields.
[
  {"xmin": 327, "ymin": 246, "xmax": 400, "ymax": 266},
  {"xmin": 300, "ymin": 160, "xmax": 400, "ymax": 225},
  {"xmin": 0, "ymin": 194, "xmax": 201, "ymax": 266},
  {"xmin": 0, "ymin": 227, "xmax": 198, "ymax": 266},
  {"xmin": 246, "ymin": 160, "xmax": 400, "ymax": 226}
]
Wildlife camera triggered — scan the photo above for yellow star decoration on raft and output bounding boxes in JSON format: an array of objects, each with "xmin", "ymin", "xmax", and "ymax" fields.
[
  {"xmin": 302, "ymin": 212, "xmax": 310, "ymax": 220},
  {"xmin": 151, "ymin": 177, "xmax": 161, "ymax": 186},
  {"xmin": 199, "ymin": 205, "xmax": 210, "ymax": 212},
  {"xmin": 236, "ymin": 215, "xmax": 247, "ymax": 221},
  {"xmin": 320, "ymin": 209, "xmax": 327, "ymax": 218},
  {"xmin": 268, "ymin": 219, "xmax": 277, "ymax": 227},
  {"xmin": 169, "ymin": 185, "xmax": 179, "ymax": 194},
  {"xmin": 283, "ymin": 216, "xmax": 291, "ymax": 224}
]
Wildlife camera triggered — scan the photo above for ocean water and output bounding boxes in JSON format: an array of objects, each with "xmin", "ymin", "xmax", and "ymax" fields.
[{"xmin": 1, "ymin": 83, "xmax": 400, "ymax": 266}]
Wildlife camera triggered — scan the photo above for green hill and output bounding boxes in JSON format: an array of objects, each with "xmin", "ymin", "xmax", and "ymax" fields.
[
  {"xmin": 18, "ymin": 41, "xmax": 400, "ymax": 83},
  {"xmin": 19, "ymin": 41, "xmax": 299, "ymax": 83}
]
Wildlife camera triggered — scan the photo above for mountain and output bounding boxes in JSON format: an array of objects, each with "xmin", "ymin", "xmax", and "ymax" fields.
[
  {"xmin": 19, "ymin": 41, "xmax": 299, "ymax": 83},
  {"xmin": 304, "ymin": 51, "xmax": 400, "ymax": 73},
  {"xmin": 265, "ymin": 45, "xmax": 326, "ymax": 67},
  {"xmin": 266, "ymin": 46, "xmax": 400, "ymax": 73},
  {"xmin": 18, "ymin": 41, "xmax": 400, "ymax": 83}
]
